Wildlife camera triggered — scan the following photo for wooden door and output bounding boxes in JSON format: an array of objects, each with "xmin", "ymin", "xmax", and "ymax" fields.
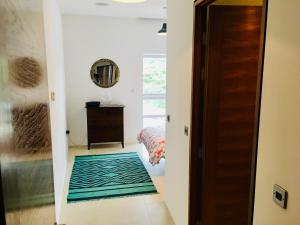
[{"xmin": 201, "ymin": 5, "xmax": 262, "ymax": 225}]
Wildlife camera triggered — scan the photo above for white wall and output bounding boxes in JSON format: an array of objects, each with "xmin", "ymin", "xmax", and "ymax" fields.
[
  {"xmin": 165, "ymin": 0, "xmax": 194, "ymax": 224},
  {"xmin": 62, "ymin": 15, "xmax": 166, "ymax": 146},
  {"xmin": 253, "ymin": 0, "xmax": 300, "ymax": 224},
  {"xmin": 43, "ymin": 0, "xmax": 68, "ymax": 222}
]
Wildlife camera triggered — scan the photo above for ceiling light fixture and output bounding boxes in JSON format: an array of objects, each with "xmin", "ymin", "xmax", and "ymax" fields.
[
  {"xmin": 112, "ymin": 0, "xmax": 146, "ymax": 3},
  {"xmin": 158, "ymin": 23, "xmax": 167, "ymax": 36},
  {"xmin": 95, "ymin": 2, "xmax": 109, "ymax": 6}
]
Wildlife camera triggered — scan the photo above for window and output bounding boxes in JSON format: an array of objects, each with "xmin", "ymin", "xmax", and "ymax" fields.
[{"xmin": 143, "ymin": 55, "xmax": 166, "ymax": 128}]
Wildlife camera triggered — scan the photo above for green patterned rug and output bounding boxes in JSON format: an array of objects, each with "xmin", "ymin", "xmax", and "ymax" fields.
[{"xmin": 67, "ymin": 152, "xmax": 157, "ymax": 203}]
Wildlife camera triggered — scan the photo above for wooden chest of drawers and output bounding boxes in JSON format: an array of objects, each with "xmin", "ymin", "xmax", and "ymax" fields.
[{"xmin": 86, "ymin": 105, "xmax": 124, "ymax": 150}]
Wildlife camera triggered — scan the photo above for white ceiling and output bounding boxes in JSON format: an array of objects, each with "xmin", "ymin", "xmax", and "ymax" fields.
[{"xmin": 59, "ymin": 0, "xmax": 167, "ymax": 19}]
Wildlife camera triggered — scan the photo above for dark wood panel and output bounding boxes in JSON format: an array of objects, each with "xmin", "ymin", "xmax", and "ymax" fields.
[
  {"xmin": 86, "ymin": 106, "xmax": 124, "ymax": 149},
  {"xmin": 87, "ymin": 108, "xmax": 122, "ymax": 123},
  {"xmin": 190, "ymin": 1, "xmax": 268, "ymax": 225},
  {"xmin": 189, "ymin": 4, "xmax": 208, "ymax": 225},
  {"xmin": 201, "ymin": 6, "xmax": 262, "ymax": 225},
  {"xmin": 88, "ymin": 126, "xmax": 123, "ymax": 141},
  {"xmin": 89, "ymin": 135, "xmax": 122, "ymax": 144},
  {"xmin": 87, "ymin": 107, "xmax": 123, "ymax": 115}
]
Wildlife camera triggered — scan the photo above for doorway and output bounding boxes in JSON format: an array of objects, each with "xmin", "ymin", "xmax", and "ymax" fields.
[{"xmin": 189, "ymin": 0, "xmax": 268, "ymax": 225}]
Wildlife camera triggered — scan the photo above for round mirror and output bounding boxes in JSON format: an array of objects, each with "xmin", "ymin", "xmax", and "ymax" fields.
[{"xmin": 90, "ymin": 59, "xmax": 120, "ymax": 88}]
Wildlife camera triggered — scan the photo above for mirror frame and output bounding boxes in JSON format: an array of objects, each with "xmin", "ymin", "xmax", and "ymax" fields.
[{"xmin": 90, "ymin": 58, "xmax": 120, "ymax": 88}]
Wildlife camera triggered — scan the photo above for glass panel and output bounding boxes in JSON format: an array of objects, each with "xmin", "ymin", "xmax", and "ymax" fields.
[
  {"xmin": 0, "ymin": 1, "xmax": 55, "ymax": 225},
  {"xmin": 143, "ymin": 57, "xmax": 166, "ymax": 95},
  {"xmin": 143, "ymin": 117, "xmax": 166, "ymax": 128},
  {"xmin": 143, "ymin": 99, "xmax": 166, "ymax": 116}
]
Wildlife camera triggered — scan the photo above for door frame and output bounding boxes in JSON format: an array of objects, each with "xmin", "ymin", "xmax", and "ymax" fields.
[{"xmin": 188, "ymin": 0, "xmax": 269, "ymax": 225}]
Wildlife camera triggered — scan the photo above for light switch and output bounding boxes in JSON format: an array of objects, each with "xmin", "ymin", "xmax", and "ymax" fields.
[
  {"xmin": 50, "ymin": 92, "xmax": 55, "ymax": 101},
  {"xmin": 273, "ymin": 184, "xmax": 288, "ymax": 209}
]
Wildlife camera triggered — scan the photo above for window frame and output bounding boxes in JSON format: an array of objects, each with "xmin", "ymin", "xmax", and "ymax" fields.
[{"xmin": 142, "ymin": 54, "xmax": 167, "ymax": 122}]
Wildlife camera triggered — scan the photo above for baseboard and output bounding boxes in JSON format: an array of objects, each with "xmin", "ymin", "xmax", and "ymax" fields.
[{"xmin": 69, "ymin": 141, "xmax": 140, "ymax": 149}]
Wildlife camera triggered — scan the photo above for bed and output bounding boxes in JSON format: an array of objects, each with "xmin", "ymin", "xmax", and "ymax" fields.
[{"xmin": 137, "ymin": 126, "xmax": 165, "ymax": 165}]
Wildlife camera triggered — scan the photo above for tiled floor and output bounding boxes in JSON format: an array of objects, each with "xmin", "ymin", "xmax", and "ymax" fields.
[{"xmin": 59, "ymin": 143, "xmax": 175, "ymax": 225}]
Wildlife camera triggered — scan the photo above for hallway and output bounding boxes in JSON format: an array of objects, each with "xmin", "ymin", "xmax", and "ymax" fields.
[{"xmin": 59, "ymin": 144, "xmax": 174, "ymax": 225}]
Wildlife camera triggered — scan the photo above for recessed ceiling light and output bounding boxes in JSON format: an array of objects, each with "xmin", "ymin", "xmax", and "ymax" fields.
[
  {"xmin": 112, "ymin": 0, "xmax": 146, "ymax": 3},
  {"xmin": 95, "ymin": 2, "xmax": 109, "ymax": 6}
]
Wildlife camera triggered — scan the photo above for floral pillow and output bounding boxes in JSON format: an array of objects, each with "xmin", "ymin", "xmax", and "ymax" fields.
[{"xmin": 137, "ymin": 127, "xmax": 165, "ymax": 165}]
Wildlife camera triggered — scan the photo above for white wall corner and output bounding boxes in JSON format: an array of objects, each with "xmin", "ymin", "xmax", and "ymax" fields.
[{"xmin": 43, "ymin": 0, "xmax": 68, "ymax": 222}]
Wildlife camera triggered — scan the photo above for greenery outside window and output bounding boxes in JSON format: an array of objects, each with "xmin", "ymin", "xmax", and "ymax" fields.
[{"xmin": 143, "ymin": 55, "xmax": 166, "ymax": 128}]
